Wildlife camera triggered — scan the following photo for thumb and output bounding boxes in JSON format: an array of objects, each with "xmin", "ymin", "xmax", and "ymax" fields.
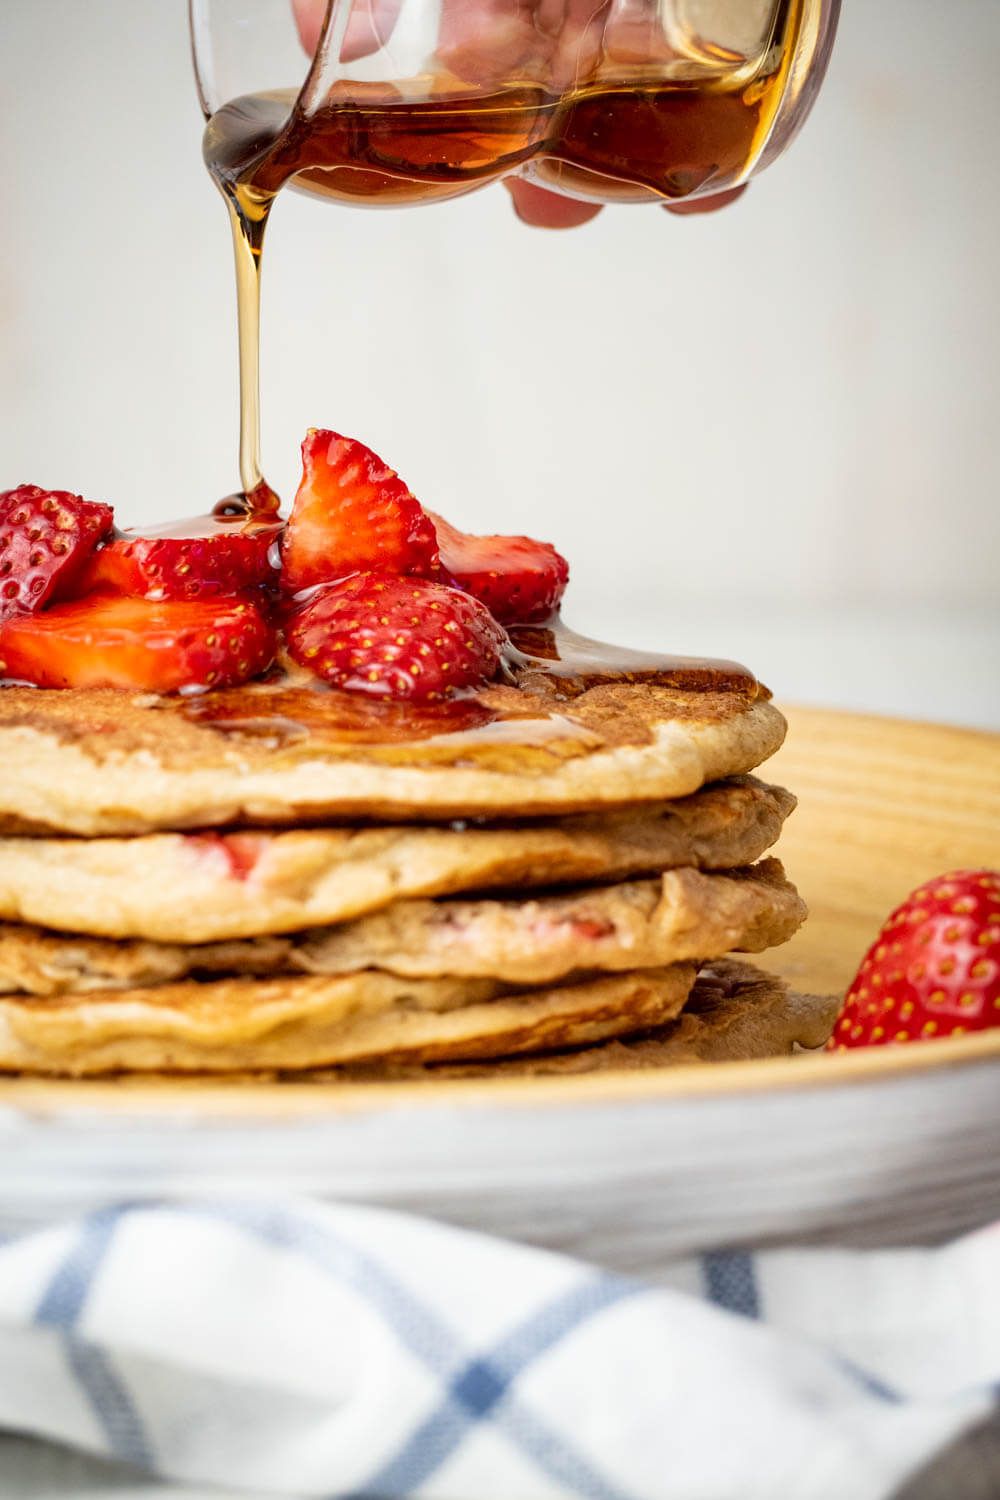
[{"xmin": 291, "ymin": 0, "xmax": 327, "ymax": 54}]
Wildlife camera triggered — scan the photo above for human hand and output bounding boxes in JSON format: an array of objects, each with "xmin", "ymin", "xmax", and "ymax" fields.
[{"xmin": 291, "ymin": 0, "xmax": 746, "ymax": 227}]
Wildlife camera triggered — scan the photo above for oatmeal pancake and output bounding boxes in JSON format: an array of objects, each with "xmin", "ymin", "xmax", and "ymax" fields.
[
  {"xmin": 0, "ymin": 964, "xmax": 696, "ymax": 1076},
  {"xmin": 0, "ymin": 651, "xmax": 784, "ymax": 834},
  {"xmin": 294, "ymin": 860, "xmax": 806, "ymax": 983},
  {"xmin": 0, "ymin": 860, "xmax": 804, "ymax": 992},
  {"xmin": 0, "ymin": 928, "xmax": 290, "ymax": 996},
  {"xmin": 305, "ymin": 961, "xmax": 840, "ymax": 1080},
  {"xmin": 0, "ymin": 777, "xmax": 793, "ymax": 942}
]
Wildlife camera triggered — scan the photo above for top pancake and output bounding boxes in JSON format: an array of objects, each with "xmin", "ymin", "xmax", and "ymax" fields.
[{"xmin": 0, "ymin": 646, "xmax": 783, "ymax": 834}]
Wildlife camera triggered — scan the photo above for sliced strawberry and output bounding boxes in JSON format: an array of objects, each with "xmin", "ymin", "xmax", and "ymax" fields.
[
  {"xmin": 0, "ymin": 595, "xmax": 275, "ymax": 693},
  {"xmin": 0, "ymin": 485, "xmax": 114, "ymax": 622},
  {"xmin": 431, "ymin": 512, "xmax": 568, "ymax": 624},
  {"xmin": 828, "ymin": 869, "xmax": 1000, "ymax": 1050},
  {"xmin": 286, "ymin": 571, "xmax": 506, "ymax": 701},
  {"xmin": 281, "ymin": 429, "xmax": 439, "ymax": 594},
  {"xmin": 79, "ymin": 517, "xmax": 280, "ymax": 601}
]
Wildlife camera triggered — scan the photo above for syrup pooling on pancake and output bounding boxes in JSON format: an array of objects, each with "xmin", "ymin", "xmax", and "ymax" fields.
[
  {"xmin": 177, "ymin": 672, "xmax": 500, "ymax": 748},
  {"xmin": 0, "ymin": 682, "xmax": 786, "ymax": 832},
  {"xmin": 173, "ymin": 615, "xmax": 760, "ymax": 755},
  {"xmin": 508, "ymin": 621, "xmax": 757, "ymax": 696}
]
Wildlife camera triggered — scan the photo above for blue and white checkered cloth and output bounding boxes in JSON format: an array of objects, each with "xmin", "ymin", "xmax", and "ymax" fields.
[{"xmin": 0, "ymin": 1199, "xmax": 997, "ymax": 1499}]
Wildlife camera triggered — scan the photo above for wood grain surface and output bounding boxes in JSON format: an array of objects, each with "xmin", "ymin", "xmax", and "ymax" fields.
[{"xmin": 760, "ymin": 706, "xmax": 1000, "ymax": 995}]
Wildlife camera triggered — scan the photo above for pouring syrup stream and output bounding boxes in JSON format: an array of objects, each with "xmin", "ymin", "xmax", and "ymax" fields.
[
  {"xmin": 201, "ymin": 0, "xmax": 804, "ymax": 515},
  {"xmin": 223, "ymin": 184, "xmax": 279, "ymax": 515}
]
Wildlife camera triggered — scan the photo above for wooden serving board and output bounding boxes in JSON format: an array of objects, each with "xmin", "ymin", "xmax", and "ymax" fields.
[{"xmin": 758, "ymin": 706, "xmax": 1000, "ymax": 995}]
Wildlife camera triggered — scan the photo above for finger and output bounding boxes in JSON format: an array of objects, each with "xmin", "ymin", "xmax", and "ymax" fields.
[
  {"xmin": 590, "ymin": 0, "xmax": 674, "ymax": 68},
  {"xmin": 548, "ymin": 0, "xmax": 614, "ymax": 89},
  {"xmin": 292, "ymin": 0, "xmax": 404, "ymax": 63},
  {"xmin": 341, "ymin": 0, "xmax": 404, "ymax": 62},
  {"xmin": 505, "ymin": 179, "xmax": 603, "ymax": 228},
  {"xmin": 664, "ymin": 184, "xmax": 748, "ymax": 215},
  {"xmin": 292, "ymin": 0, "xmax": 326, "ymax": 55},
  {"xmin": 438, "ymin": 0, "xmax": 545, "ymax": 86},
  {"xmin": 437, "ymin": 0, "xmax": 612, "ymax": 89}
]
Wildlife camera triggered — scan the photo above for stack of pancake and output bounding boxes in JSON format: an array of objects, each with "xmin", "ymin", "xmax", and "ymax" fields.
[{"xmin": 0, "ymin": 649, "xmax": 836, "ymax": 1078}]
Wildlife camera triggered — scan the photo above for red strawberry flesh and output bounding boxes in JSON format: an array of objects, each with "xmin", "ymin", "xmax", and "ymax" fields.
[
  {"xmin": 829, "ymin": 869, "xmax": 1000, "ymax": 1050},
  {"xmin": 431, "ymin": 511, "xmax": 568, "ymax": 624},
  {"xmin": 281, "ymin": 430, "xmax": 440, "ymax": 593},
  {"xmin": 185, "ymin": 832, "xmax": 266, "ymax": 881},
  {"xmin": 286, "ymin": 571, "xmax": 506, "ymax": 701},
  {"xmin": 0, "ymin": 485, "xmax": 114, "ymax": 623},
  {"xmin": 0, "ymin": 595, "xmax": 276, "ymax": 693}
]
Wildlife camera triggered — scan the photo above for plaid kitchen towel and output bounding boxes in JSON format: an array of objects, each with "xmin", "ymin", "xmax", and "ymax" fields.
[{"xmin": 0, "ymin": 1199, "xmax": 996, "ymax": 1500}]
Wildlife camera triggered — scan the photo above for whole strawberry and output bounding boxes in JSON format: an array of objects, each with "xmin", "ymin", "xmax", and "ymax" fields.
[
  {"xmin": 286, "ymin": 571, "xmax": 506, "ymax": 701},
  {"xmin": 828, "ymin": 870, "xmax": 1000, "ymax": 1050}
]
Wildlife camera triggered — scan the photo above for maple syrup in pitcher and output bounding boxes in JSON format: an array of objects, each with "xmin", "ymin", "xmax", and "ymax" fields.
[{"xmin": 201, "ymin": 0, "xmax": 805, "ymax": 511}]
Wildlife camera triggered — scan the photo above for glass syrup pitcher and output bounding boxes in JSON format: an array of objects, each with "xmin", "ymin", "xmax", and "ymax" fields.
[{"xmin": 190, "ymin": 0, "xmax": 840, "ymax": 504}]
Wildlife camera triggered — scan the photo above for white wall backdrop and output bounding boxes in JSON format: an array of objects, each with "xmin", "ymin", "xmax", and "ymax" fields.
[{"xmin": 1, "ymin": 0, "xmax": 998, "ymax": 727}]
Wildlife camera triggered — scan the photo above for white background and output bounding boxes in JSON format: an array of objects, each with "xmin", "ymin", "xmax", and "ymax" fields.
[{"xmin": 1, "ymin": 0, "xmax": 998, "ymax": 729}]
